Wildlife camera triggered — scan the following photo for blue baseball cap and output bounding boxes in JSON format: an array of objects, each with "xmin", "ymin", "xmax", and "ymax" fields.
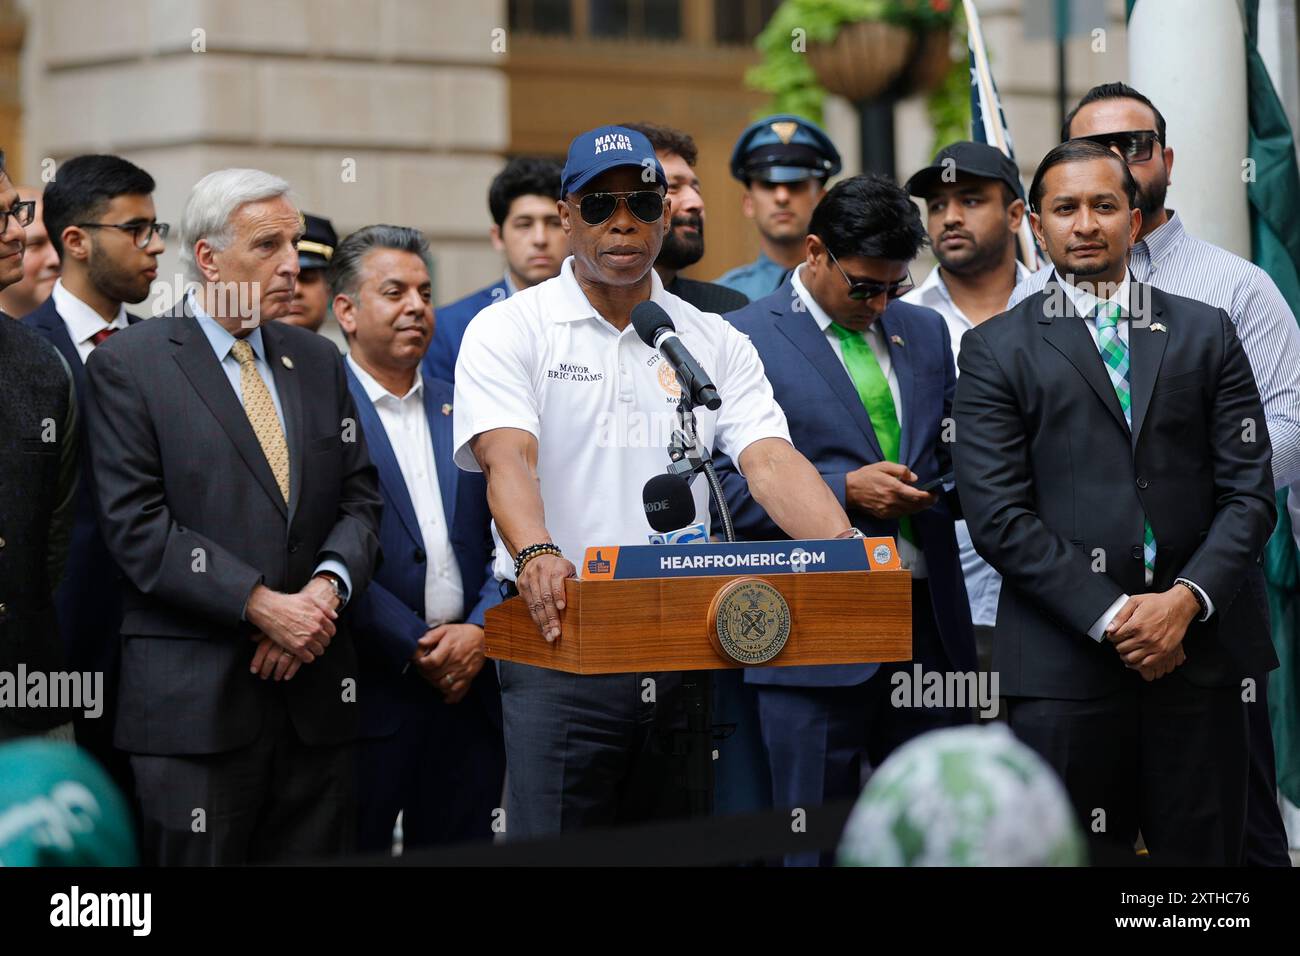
[{"xmin": 561, "ymin": 125, "xmax": 666, "ymax": 197}]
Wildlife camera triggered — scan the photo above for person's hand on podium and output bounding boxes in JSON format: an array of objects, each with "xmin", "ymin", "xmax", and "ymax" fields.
[{"xmin": 518, "ymin": 552, "xmax": 576, "ymax": 643}]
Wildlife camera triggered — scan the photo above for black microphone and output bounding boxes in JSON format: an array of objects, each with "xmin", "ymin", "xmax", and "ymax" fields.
[
  {"xmin": 631, "ymin": 301, "xmax": 722, "ymax": 411},
  {"xmin": 642, "ymin": 473, "xmax": 696, "ymax": 533}
]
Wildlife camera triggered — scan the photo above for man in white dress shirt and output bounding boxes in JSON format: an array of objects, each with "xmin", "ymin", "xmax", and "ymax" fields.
[
  {"xmin": 903, "ymin": 141, "xmax": 1031, "ymax": 674},
  {"xmin": 332, "ymin": 225, "xmax": 504, "ymax": 851}
]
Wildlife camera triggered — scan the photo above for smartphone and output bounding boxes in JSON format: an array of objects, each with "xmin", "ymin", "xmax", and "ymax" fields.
[{"xmin": 916, "ymin": 471, "xmax": 954, "ymax": 494}]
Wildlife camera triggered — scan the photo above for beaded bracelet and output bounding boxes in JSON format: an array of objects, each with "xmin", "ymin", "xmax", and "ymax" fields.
[{"xmin": 514, "ymin": 542, "xmax": 563, "ymax": 578}]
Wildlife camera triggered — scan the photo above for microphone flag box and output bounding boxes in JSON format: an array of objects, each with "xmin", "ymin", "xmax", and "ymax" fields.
[
  {"xmin": 582, "ymin": 537, "xmax": 900, "ymax": 580},
  {"xmin": 647, "ymin": 522, "xmax": 708, "ymax": 545}
]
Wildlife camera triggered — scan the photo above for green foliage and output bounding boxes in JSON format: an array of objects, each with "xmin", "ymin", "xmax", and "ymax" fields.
[{"xmin": 746, "ymin": 0, "xmax": 967, "ymax": 156}]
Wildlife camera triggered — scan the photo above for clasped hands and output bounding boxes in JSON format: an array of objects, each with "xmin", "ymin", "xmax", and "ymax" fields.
[
  {"xmin": 246, "ymin": 577, "xmax": 340, "ymax": 681},
  {"xmin": 410, "ymin": 623, "xmax": 487, "ymax": 705},
  {"xmin": 1104, "ymin": 586, "xmax": 1201, "ymax": 682}
]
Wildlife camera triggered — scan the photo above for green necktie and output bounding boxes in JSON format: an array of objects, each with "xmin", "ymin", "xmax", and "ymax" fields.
[{"xmin": 831, "ymin": 322, "xmax": 914, "ymax": 545}]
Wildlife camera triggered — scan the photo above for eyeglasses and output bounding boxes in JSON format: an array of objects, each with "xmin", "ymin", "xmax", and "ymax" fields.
[
  {"xmin": 0, "ymin": 200, "xmax": 36, "ymax": 229},
  {"xmin": 1074, "ymin": 129, "xmax": 1161, "ymax": 163},
  {"xmin": 74, "ymin": 220, "xmax": 170, "ymax": 249},
  {"xmin": 826, "ymin": 247, "xmax": 913, "ymax": 301},
  {"xmin": 566, "ymin": 191, "xmax": 664, "ymax": 226}
]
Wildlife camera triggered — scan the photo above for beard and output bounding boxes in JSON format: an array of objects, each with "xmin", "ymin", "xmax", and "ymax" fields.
[
  {"xmin": 934, "ymin": 231, "xmax": 1008, "ymax": 277},
  {"xmin": 657, "ymin": 214, "xmax": 705, "ymax": 271},
  {"xmin": 87, "ymin": 248, "xmax": 151, "ymax": 305},
  {"xmin": 1136, "ymin": 170, "xmax": 1169, "ymax": 220}
]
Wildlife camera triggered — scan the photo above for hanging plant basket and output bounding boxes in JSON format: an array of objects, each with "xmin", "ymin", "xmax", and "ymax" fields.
[
  {"xmin": 904, "ymin": 28, "xmax": 955, "ymax": 96},
  {"xmin": 806, "ymin": 20, "xmax": 916, "ymax": 103}
]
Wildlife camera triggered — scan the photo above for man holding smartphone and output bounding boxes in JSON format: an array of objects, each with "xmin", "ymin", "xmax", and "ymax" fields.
[{"xmin": 713, "ymin": 174, "xmax": 977, "ymax": 865}]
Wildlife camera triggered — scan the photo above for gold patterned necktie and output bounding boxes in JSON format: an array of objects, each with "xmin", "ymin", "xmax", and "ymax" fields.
[{"xmin": 230, "ymin": 339, "xmax": 290, "ymax": 503}]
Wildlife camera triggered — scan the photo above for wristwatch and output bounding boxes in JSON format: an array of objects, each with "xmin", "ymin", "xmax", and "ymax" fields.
[{"xmin": 315, "ymin": 572, "xmax": 344, "ymax": 607}]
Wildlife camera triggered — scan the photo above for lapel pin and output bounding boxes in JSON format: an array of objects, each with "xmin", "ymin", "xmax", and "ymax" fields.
[
  {"xmin": 890, "ymin": 334, "xmax": 905, "ymax": 348},
  {"xmin": 441, "ymin": 403, "xmax": 452, "ymax": 416},
  {"xmin": 281, "ymin": 355, "xmax": 294, "ymax": 369},
  {"xmin": 1150, "ymin": 323, "xmax": 1167, "ymax": 333}
]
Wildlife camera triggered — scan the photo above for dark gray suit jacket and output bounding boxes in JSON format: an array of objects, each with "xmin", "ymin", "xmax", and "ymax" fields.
[
  {"xmin": 84, "ymin": 304, "xmax": 383, "ymax": 754},
  {"xmin": 953, "ymin": 279, "xmax": 1278, "ymax": 698}
]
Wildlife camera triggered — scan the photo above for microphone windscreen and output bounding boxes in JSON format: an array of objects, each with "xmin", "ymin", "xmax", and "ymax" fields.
[
  {"xmin": 631, "ymin": 300, "xmax": 674, "ymax": 349},
  {"xmin": 641, "ymin": 472, "xmax": 696, "ymax": 533}
]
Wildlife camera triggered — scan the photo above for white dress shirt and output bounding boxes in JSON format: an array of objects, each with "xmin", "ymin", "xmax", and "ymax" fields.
[
  {"xmin": 52, "ymin": 279, "xmax": 128, "ymax": 364},
  {"xmin": 903, "ymin": 262, "xmax": 1031, "ymax": 624},
  {"xmin": 791, "ymin": 264, "xmax": 927, "ymax": 578},
  {"xmin": 347, "ymin": 355, "xmax": 464, "ymax": 625},
  {"xmin": 1053, "ymin": 275, "xmax": 1213, "ymax": 641}
]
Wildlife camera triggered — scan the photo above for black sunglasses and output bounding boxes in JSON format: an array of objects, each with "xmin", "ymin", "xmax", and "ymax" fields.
[
  {"xmin": 567, "ymin": 190, "xmax": 664, "ymax": 226},
  {"xmin": 826, "ymin": 247, "xmax": 914, "ymax": 301},
  {"xmin": 1074, "ymin": 129, "xmax": 1161, "ymax": 163}
]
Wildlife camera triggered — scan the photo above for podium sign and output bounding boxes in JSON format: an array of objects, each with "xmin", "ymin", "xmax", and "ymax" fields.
[{"xmin": 484, "ymin": 538, "xmax": 912, "ymax": 675}]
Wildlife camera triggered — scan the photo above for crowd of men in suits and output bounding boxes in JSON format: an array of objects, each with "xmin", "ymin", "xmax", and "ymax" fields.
[{"xmin": 3, "ymin": 78, "xmax": 1299, "ymax": 867}]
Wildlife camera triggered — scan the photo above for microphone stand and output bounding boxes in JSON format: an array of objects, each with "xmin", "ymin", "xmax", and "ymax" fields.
[{"xmin": 664, "ymin": 393, "xmax": 735, "ymax": 819}]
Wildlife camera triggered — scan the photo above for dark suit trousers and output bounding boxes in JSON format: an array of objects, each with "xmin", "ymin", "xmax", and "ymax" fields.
[
  {"xmin": 1007, "ymin": 674, "xmax": 1249, "ymax": 866},
  {"xmin": 1246, "ymin": 677, "xmax": 1292, "ymax": 866},
  {"xmin": 497, "ymin": 662, "xmax": 688, "ymax": 839},
  {"xmin": 356, "ymin": 680, "xmax": 505, "ymax": 853},
  {"xmin": 756, "ymin": 581, "xmax": 972, "ymax": 866},
  {"xmin": 130, "ymin": 691, "xmax": 356, "ymax": 865}
]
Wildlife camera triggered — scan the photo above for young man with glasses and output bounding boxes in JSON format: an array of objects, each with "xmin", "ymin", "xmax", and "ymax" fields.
[
  {"xmin": 1009, "ymin": 81, "xmax": 1300, "ymax": 867},
  {"xmin": 454, "ymin": 125, "xmax": 854, "ymax": 839},
  {"xmin": 22, "ymin": 153, "xmax": 165, "ymax": 801},
  {"xmin": 0, "ymin": 186, "xmax": 60, "ymax": 320},
  {"xmin": 712, "ymin": 174, "xmax": 977, "ymax": 865}
]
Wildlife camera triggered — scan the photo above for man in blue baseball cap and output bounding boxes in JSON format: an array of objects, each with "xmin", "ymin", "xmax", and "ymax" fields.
[
  {"xmin": 453, "ymin": 124, "xmax": 858, "ymax": 839},
  {"xmin": 715, "ymin": 114, "xmax": 842, "ymax": 300}
]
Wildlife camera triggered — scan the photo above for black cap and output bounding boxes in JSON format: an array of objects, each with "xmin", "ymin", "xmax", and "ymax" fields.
[
  {"xmin": 905, "ymin": 142, "xmax": 1025, "ymax": 202},
  {"xmin": 297, "ymin": 213, "xmax": 338, "ymax": 270}
]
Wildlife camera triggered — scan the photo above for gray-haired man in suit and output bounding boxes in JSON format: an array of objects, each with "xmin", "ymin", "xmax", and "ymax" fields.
[{"xmin": 85, "ymin": 168, "xmax": 382, "ymax": 865}]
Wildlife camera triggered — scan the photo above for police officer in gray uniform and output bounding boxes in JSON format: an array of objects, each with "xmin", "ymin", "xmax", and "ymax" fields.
[{"xmin": 715, "ymin": 114, "xmax": 842, "ymax": 300}]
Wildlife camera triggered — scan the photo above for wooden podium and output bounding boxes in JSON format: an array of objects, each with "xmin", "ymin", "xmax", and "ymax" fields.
[{"xmin": 485, "ymin": 538, "xmax": 912, "ymax": 674}]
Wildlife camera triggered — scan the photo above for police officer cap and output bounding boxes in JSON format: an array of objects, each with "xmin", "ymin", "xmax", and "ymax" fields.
[
  {"xmin": 730, "ymin": 114, "xmax": 842, "ymax": 184},
  {"xmin": 297, "ymin": 213, "xmax": 338, "ymax": 271}
]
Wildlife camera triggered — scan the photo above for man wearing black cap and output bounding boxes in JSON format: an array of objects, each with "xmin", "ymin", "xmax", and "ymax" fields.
[
  {"xmin": 453, "ymin": 124, "xmax": 856, "ymax": 839},
  {"xmin": 902, "ymin": 142, "xmax": 1029, "ymax": 670},
  {"xmin": 715, "ymin": 114, "xmax": 841, "ymax": 300},
  {"xmin": 282, "ymin": 212, "xmax": 337, "ymax": 334}
]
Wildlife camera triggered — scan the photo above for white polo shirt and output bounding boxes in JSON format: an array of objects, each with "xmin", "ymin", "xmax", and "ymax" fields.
[{"xmin": 453, "ymin": 257, "xmax": 791, "ymax": 582}]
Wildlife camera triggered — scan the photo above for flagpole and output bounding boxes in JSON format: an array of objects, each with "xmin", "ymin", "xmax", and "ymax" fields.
[{"xmin": 963, "ymin": 0, "xmax": 1041, "ymax": 270}]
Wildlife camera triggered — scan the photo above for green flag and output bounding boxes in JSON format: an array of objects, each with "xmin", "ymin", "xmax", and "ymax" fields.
[{"xmin": 1244, "ymin": 0, "xmax": 1300, "ymax": 807}]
